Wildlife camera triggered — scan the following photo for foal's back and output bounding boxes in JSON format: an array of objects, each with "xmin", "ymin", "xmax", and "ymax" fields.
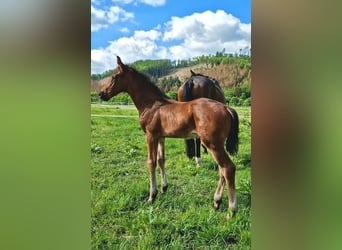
[{"xmin": 190, "ymin": 98, "xmax": 230, "ymax": 138}]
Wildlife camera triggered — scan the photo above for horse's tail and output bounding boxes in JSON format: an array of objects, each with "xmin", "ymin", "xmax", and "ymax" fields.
[
  {"xmin": 226, "ymin": 107, "xmax": 239, "ymax": 155},
  {"xmin": 182, "ymin": 79, "xmax": 194, "ymax": 101}
]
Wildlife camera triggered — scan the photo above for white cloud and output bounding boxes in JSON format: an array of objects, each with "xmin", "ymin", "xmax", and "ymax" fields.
[
  {"xmin": 91, "ymin": 5, "xmax": 134, "ymax": 32},
  {"xmin": 91, "ymin": 10, "xmax": 251, "ymax": 73},
  {"xmin": 163, "ymin": 10, "xmax": 251, "ymax": 59},
  {"xmin": 91, "ymin": 29, "xmax": 168, "ymax": 73},
  {"xmin": 91, "ymin": 6, "xmax": 107, "ymax": 32}
]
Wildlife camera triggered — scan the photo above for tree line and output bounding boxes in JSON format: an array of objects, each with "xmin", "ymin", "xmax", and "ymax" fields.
[{"xmin": 91, "ymin": 51, "xmax": 250, "ymax": 81}]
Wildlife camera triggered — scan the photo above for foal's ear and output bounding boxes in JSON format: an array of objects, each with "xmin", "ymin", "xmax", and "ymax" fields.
[
  {"xmin": 117, "ymin": 56, "xmax": 122, "ymax": 65},
  {"xmin": 190, "ymin": 69, "xmax": 196, "ymax": 76},
  {"xmin": 117, "ymin": 56, "xmax": 127, "ymax": 71}
]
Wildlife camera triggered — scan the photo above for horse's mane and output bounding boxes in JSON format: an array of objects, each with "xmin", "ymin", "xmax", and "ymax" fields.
[
  {"xmin": 129, "ymin": 66, "xmax": 169, "ymax": 99},
  {"xmin": 190, "ymin": 69, "xmax": 210, "ymax": 79},
  {"xmin": 191, "ymin": 72, "xmax": 208, "ymax": 78},
  {"xmin": 190, "ymin": 70, "xmax": 222, "ymax": 90},
  {"xmin": 189, "ymin": 72, "xmax": 222, "ymax": 91}
]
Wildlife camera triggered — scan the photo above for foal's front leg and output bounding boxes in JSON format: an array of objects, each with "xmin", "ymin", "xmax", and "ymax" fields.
[
  {"xmin": 157, "ymin": 138, "xmax": 168, "ymax": 193},
  {"xmin": 146, "ymin": 134, "xmax": 158, "ymax": 202}
]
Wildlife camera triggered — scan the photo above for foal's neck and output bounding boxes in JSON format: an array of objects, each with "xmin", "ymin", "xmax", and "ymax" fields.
[{"xmin": 126, "ymin": 72, "xmax": 169, "ymax": 114}]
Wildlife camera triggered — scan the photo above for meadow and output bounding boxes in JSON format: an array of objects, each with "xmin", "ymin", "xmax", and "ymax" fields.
[{"xmin": 91, "ymin": 104, "xmax": 251, "ymax": 249}]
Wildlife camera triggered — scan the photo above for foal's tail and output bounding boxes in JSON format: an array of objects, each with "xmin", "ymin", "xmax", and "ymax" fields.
[{"xmin": 226, "ymin": 107, "xmax": 239, "ymax": 155}]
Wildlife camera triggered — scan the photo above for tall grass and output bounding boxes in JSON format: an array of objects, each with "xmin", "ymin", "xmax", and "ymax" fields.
[{"xmin": 91, "ymin": 105, "xmax": 251, "ymax": 249}]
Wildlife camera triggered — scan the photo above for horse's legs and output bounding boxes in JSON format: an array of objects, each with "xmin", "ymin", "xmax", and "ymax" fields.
[
  {"xmin": 209, "ymin": 146, "xmax": 237, "ymax": 219},
  {"xmin": 157, "ymin": 138, "xmax": 168, "ymax": 193},
  {"xmin": 146, "ymin": 135, "xmax": 158, "ymax": 202},
  {"xmin": 195, "ymin": 138, "xmax": 202, "ymax": 166},
  {"xmin": 185, "ymin": 139, "xmax": 195, "ymax": 159}
]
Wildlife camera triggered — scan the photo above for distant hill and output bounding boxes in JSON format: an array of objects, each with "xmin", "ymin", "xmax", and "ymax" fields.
[
  {"xmin": 91, "ymin": 78, "xmax": 110, "ymax": 92},
  {"xmin": 159, "ymin": 62, "xmax": 250, "ymax": 89}
]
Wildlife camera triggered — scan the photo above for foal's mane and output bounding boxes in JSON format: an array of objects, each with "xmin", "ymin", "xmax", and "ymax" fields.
[{"xmin": 129, "ymin": 66, "xmax": 169, "ymax": 100}]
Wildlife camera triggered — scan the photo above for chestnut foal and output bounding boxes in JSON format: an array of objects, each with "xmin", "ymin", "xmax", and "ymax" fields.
[{"xmin": 99, "ymin": 56, "xmax": 239, "ymax": 219}]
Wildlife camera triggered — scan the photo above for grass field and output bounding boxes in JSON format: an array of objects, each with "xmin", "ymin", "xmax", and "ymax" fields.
[{"xmin": 91, "ymin": 104, "xmax": 251, "ymax": 249}]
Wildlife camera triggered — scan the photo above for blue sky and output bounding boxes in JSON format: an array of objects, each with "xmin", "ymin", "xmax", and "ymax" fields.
[{"xmin": 91, "ymin": 0, "xmax": 251, "ymax": 74}]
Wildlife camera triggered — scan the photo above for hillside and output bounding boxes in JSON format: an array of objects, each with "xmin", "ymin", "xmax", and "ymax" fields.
[
  {"xmin": 159, "ymin": 62, "xmax": 250, "ymax": 88},
  {"xmin": 91, "ymin": 77, "xmax": 110, "ymax": 92},
  {"xmin": 91, "ymin": 61, "xmax": 250, "ymax": 93}
]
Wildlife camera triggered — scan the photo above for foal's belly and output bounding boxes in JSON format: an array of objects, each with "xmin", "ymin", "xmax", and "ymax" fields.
[{"xmin": 161, "ymin": 125, "xmax": 197, "ymax": 138}]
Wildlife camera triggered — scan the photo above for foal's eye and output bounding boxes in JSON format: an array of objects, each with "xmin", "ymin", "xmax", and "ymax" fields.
[
  {"xmin": 112, "ymin": 74, "xmax": 120, "ymax": 81},
  {"xmin": 111, "ymin": 75, "xmax": 117, "ymax": 84}
]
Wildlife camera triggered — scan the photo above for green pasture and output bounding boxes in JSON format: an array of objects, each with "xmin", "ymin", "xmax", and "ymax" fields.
[{"xmin": 91, "ymin": 104, "xmax": 251, "ymax": 249}]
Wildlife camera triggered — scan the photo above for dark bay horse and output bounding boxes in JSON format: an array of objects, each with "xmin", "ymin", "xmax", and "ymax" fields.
[
  {"xmin": 178, "ymin": 70, "xmax": 227, "ymax": 166},
  {"xmin": 99, "ymin": 56, "xmax": 239, "ymax": 219}
]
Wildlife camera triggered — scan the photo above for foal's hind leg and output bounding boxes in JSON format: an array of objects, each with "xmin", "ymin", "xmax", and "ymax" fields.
[
  {"xmin": 213, "ymin": 169, "xmax": 225, "ymax": 210},
  {"xmin": 221, "ymin": 162, "xmax": 237, "ymax": 219},
  {"xmin": 209, "ymin": 147, "xmax": 237, "ymax": 219},
  {"xmin": 157, "ymin": 138, "xmax": 168, "ymax": 193}
]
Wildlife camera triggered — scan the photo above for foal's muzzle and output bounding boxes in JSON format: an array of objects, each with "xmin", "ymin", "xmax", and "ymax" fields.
[{"xmin": 99, "ymin": 92, "xmax": 108, "ymax": 101}]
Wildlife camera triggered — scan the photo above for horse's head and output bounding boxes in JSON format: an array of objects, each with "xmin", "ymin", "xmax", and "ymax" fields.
[{"xmin": 99, "ymin": 56, "xmax": 129, "ymax": 101}]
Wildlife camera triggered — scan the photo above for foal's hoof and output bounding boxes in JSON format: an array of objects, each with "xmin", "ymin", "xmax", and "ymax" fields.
[
  {"xmin": 213, "ymin": 199, "xmax": 222, "ymax": 210},
  {"xmin": 147, "ymin": 193, "xmax": 157, "ymax": 203},
  {"xmin": 226, "ymin": 210, "xmax": 237, "ymax": 220},
  {"xmin": 161, "ymin": 185, "xmax": 168, "ymax": 193}
]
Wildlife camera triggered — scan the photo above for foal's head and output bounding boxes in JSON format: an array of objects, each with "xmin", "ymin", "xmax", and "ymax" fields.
[{"xmin": 99, "ymin": 56, "xmax": 130, "ymax": 101}]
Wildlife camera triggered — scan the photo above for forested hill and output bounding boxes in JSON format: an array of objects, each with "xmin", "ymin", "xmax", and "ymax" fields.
[{"xmin": 91, "ymin": 52, "xmax": 251, "ymax": 93}]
